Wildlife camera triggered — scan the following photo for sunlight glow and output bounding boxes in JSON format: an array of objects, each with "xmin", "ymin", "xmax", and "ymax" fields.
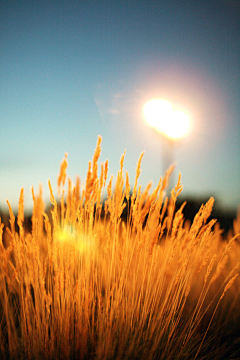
[
  {"xmin": 55, "ymin": 225, "xmax": 93, "ymax": 253},
  {"xmin": 143, "ymin": 99, "xmax": 173, "ymax": 132},
  {"xmin": 144, "ymin": 99, "xmax": 190, "ymax": 140},
  {"xmin": 164, "ymin": 111, "xmax": 190, "ymax": 139}
]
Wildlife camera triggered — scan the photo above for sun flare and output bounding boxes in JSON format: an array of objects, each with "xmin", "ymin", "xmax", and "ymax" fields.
[
  {"xmin": 143, "ymin": 99, "xmax": 190, "ymax": 139},
  {"xmin": 143, "ymin": 99, "xmax": 173, "ymax": 132},
  {"xmin": 164, "ymin": 110, "xmax": 190, "ymax": 139}
]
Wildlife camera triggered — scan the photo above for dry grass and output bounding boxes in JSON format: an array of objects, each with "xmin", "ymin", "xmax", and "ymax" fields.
[{"xmin": 0, "ymin": 135, "xmax": 240, "ymax": 359}]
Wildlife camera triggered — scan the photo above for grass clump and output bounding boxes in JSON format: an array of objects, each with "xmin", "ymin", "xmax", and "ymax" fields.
[{"xmin": 0, "ymin": 135, "xmax": 240, "ymax": 359}]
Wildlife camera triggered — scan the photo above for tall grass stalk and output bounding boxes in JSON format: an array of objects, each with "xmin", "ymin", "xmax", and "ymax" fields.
[{"xmin": 0, "ymin": 135, "xmax": 239, "ymax": 359}]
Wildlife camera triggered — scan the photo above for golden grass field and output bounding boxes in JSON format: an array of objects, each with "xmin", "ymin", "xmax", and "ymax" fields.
[{"xmin": 0, "ymin": 136, "xmax": 240, "ymax": 359}]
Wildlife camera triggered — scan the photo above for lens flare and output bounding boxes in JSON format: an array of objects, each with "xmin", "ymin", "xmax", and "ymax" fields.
[
  {"xmin": 55, "ymin": 225, "xmax": 93, "ymax": 252},
  {"xmin": 144, "ymin": 99, "xmax": 190, "ymax": 140},
  {"xmin": 163, "ymin": 110, "xmax": 190, "ymax": 139},
  {"xmin": 143, "ymin": 99, "xmax": 173, "ymax": 132}
]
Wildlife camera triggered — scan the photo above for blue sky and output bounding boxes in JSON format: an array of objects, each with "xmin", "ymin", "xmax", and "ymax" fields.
[{"xmin": 0, "ymin": 0, "xmax": 239, "ymax": 214}]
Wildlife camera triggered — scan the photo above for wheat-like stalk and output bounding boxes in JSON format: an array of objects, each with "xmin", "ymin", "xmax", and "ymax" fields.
[{"xmin": 0, "ymin": 136, "xmax": 239, "ymax": 360}]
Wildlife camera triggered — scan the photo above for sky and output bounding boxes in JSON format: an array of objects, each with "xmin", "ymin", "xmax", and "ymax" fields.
[{"xmin": 0, "ymin": 0, "xmax": 239, "ymax": 215}]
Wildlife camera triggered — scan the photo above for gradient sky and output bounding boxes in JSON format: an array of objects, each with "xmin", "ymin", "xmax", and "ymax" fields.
[{"xmin": 0, "ymin": 0, "xmax": 239, "ymax": 215}]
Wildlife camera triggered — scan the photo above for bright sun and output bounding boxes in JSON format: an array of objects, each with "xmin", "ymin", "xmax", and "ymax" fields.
[{"xmin": 143, "ymin": 99, "xmax": 190, "ymax": 140}]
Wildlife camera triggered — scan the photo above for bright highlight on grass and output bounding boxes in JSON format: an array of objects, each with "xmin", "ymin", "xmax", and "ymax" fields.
[
  {"xmin": 143, "ymin": 99, "xmax": 190, "ymax": 139},
  {"xmin": 0, "ymin": 135, "xmax": 239, "ymax": 360}
]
